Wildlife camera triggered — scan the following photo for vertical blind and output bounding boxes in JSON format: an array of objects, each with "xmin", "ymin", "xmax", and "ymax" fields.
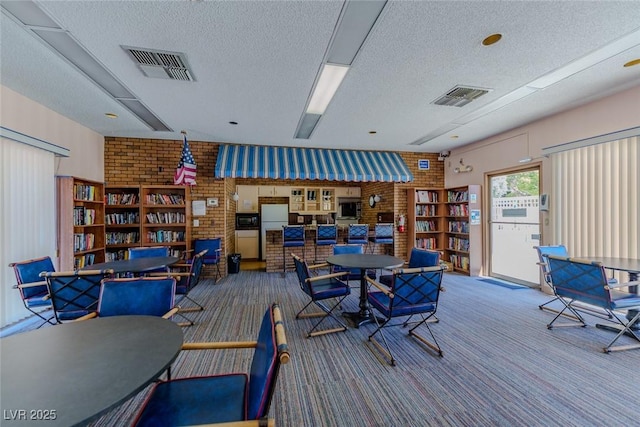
[
  {"xmin": 552, "ymin": 136, "xmax": 639, "ymax": 279},
  {"xmin": 0, "ymin": 139, "xmax": 56, "ymax": 327}
]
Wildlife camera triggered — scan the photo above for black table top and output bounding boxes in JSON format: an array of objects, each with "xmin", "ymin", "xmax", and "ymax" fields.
[
  {"xmin": 326, "ymin": 253, "xmax": 404, "ymax": 270},
  {"xmin": 0, "ymin": 316, "xmax": 183, "ymax": 427},
  {"xmin": 84, "ymin": 256, "xmax": 179, "ymax": 273},
  {"xmin": 585, "ymin": 257, "xmax": 640, "ymax": 273}
]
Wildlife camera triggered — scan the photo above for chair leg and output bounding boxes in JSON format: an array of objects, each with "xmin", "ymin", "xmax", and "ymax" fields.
[
  {"xmin": 177, "ymin": 295, "xmax": 204, "ymax": 312},
  {"xmin": 367, "ymin": 313, "xmax": 396, "ymax": 366},
  {"xmin": 301, "ymin": 297, "xmax": 348, "ymax": 337},
  {"xmin": 408, "ymin": 314, "xmax": 443, "ymax": 357},
  {"xmin": 603, "ymin": 311, "xmax": 640, "ymax": 353},
  {"xmin": 547, "ymin": 298, "xmax": 587, "ymax": 329}
]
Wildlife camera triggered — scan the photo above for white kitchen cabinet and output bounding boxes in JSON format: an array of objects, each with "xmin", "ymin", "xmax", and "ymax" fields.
[
  {"xmin": 334, "ymin": 187, "xmax": 361, "ymax": 198},
  {"xmin": 258, "ymin": 185, "xmax": 290, "ymax": 197},
  {"xmin": 236, "ymin": 185, "xmax": 259, "ymax": 213},
  {"xmin": 235, "ymin": 230, "xmax": 259, "ymax": 259}
]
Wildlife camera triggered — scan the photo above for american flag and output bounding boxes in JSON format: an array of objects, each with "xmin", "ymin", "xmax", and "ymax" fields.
[{"xmin": 174, "ymin": 134, "xmax": 197, "ymax": 185}]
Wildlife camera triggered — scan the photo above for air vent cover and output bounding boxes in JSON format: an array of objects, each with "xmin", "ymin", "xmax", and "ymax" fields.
[
  {"xmin": 123, "ymin": 46, "xmax": 195, "ymax": 81},
  {"xmin": 432, "ymin": 85, "xmax": 490, "ymax": 107}
]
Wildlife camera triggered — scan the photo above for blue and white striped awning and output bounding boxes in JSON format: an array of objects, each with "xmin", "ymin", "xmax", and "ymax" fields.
[{"xmin": 215, "ymin": 145, "xmax": 414, "ymax": 183}]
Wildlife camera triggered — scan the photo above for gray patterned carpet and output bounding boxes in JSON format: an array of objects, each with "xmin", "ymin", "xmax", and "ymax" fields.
[{"xmin": 7, "ymin": 271, "xmax": 640, "ymax": 426}]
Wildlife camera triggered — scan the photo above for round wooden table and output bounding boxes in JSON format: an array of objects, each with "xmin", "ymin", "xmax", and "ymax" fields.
[
  {"xmin": 327, "ymin": 253, "xmax": 403, "ymax": 327},
  {"xmin": 0, "ymin": 316, "xmax": 183, "ymax": 426}
]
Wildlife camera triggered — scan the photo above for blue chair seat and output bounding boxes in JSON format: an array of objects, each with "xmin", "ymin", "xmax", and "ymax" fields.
[
  {"xmin": 24, "ymin": 291, "xmax": 50, "ymax": 308},
  {"xmin": 369, "ymin": 292, "xmax": 436, "ymax": 317},
  {"xmin": 135, "ymin": 374, "xmax": 247, "ymax": 426},
  {"xmin": 309, "ymin": 278, "xmax": 351, "ymax": 299}
]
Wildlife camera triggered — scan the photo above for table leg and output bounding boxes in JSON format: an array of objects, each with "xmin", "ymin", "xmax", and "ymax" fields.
[
  {"xmin": 626, "ymin": 272, "xmax": 639, "ymax": 329},
  {"xmin": 342, "ymin": 268, "xmax": 376, "ymax": 328}
]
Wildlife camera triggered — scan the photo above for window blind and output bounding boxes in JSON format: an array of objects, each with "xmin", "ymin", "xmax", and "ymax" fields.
[
  {"xmin": 0, "ymin": 138, "xmax": 56, "ymax": 327},
  {"xmin": 551, "ymin": 136, "xmax": 639, "ymax": 280}
]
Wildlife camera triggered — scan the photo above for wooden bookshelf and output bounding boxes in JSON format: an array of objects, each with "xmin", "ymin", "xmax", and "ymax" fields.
[
  {"xmin": 56, "ymin": 176, "xmax": 106, "ymax": 270},
  {"xmin": 105, "ymin": 185, "xmax": 141, "ymax": 261},
  {"xmin": 141, "ymin": 185, "xmax": 191, "ymax": 258},
  {"xmin": 407, "ymin": 188, "xmax": 445, "ymax": 259},
  {"xmin": 443, "ymin": 185, "xmax": 481, "ymax": 276}
]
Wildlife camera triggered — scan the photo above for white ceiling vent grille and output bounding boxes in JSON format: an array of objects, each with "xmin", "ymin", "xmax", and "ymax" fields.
[
  {"xmin": 123, "ymin": 46, "xmax": 195, "ymax": 81},
  {"xmin": 432, "ymin": 85, "xmax": 490, "ymax": 107}
]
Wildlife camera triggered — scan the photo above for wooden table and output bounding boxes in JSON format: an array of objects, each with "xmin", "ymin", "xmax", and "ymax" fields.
[
  {"xmin": 327, "ymin": 254, "xmax": 403, "ymax": 327},
  {"xmin": 0, "ymin": 316, "xmax": 183, "ymax": 426},
  {"xmin": 83, "ymin": 256, "xmax": 179, "ymax": 274}
]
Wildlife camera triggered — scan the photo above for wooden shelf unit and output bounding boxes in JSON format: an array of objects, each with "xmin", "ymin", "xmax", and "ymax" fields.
[
  {"xmin": 140, "ymin": 185, "xmax": 191, "ymax": 258},
  {"xmin": 407, "ymin": 188, "xmax": 445, "ymax": 259},
  {"xmin": 56, "ymin": 176, "xmax": 106, "ymax": 270},
  {"xmin": 105, "ymin": 185, "xmax": 141, "ymax": 261},
  {"xmin": 443, "ymin": 185, "xmax": 481, "ymax": 276}
]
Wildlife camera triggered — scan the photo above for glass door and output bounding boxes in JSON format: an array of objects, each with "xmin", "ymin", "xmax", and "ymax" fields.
[{"xmin": 488, "ymin": 167, "xmax": 540, "ymax": 286}]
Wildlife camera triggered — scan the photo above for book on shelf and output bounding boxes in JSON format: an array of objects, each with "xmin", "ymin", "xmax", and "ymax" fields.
[
  {"xmin": 447, "ymin": 190, "xmax": 469, "ymax": 203},
  {"xmin": 417, "ymin": 190, "xmax": 438, "ymax": 203},
  {"xmin": 106, "ymin": 193, "xmax": 138, "ymax": 205}
]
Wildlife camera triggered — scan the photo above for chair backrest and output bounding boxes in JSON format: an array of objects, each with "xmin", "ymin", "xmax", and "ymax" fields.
[
  {"xmin": 247, "ymin": 303, "xmax": 290, "ymax": 420},
  {"xmin": 128, "ymin": 246, "xmax": 170, "ymax": 259},
  {"xmin": 10, "ymin": 256, "xmax": 55, "ymax": 299},
  {"xmin": 98, "ymin": 277, "xmax": 176, "ymax": 317},
  {"xmin": 534, "ymin": 245, "xmax": 569, "ymax": 285},
  {"xmin": 176, "ymin": 250, "xmax": 207, "ymax": 295},
  {"xmin": 374, "ymin": 223, "xmax": 394, "ymax": 239},
  {"xmin": 347, "ymin": 224, "xmax": 368, "ymax": 243},
  {"xmin": 292, "ymin": 254, "xmax": 312, "ymax": 295},
  {"xmin": 546, "ymin": 256, "xmax": 612, "ymax": 309},
  {"xmin": 388, "ymin": 266, "xmax": 445, "ymax": 313},
  {"xmin": 42, "ymin": 269, "xmax": 113, "ymax": 322},
  {"xmin": 316, "ymin": 224, "xmax": 337, "ymax": 244},
  {"xmin": 332, "ymin": 244, "xmax": 365, "ymax": 278},
  {"xmin": 283, "ymin": 225, "xmax": 305, "ymax": 247},
  {"xmin": 193, "ymin": 238, "xmax": 221, "ymax": 265},
  {"xmin": 408, "ymin": 248, "xmax": 441, "ymax": 268}
]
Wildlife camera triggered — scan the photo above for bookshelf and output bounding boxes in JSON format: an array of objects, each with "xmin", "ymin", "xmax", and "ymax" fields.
[
  {"xmin": 141, "ymin": 185, "xmax": 191, "ymax": 258},
  {"xmin": 407, "ymin": 188, "xmax": 445, "ymax": 259},
  {"xmin": 105, "ymin": 185, "xmax": 141, "ymax": 261},
  {"xmin": 444, "ymin": 185, "xmax": 481, "ymax": 276},
  {"xmin": 56, "ymin": 176, "xmax": 106, "ymax": 270}
]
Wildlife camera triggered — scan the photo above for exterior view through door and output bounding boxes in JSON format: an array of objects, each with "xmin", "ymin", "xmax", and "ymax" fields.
[{"xmin": 489, "ymin": 167, "xmax": 541, "ymax": 286}]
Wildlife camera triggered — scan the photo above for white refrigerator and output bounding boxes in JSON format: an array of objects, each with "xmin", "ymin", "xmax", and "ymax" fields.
[{"xmin": 261, "ymin": 204, "xmax": 289, "ymax": 260}]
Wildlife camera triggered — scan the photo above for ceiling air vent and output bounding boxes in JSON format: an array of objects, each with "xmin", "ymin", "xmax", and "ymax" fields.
[
  {"xmin": 432, "ymin": 85, "xmax": 490, "ymax": 107},
  {"xmin": 122, "ymin": 46, "xmax": 195, "ymax": 81}
]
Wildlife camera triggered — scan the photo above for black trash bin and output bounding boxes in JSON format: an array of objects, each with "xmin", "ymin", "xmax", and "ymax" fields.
[{"xmin": 227, "ymin": 253, "xmax": 241, "ymax": 274}]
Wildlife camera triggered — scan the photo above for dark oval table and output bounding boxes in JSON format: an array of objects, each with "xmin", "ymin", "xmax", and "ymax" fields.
[
  {"xmin": 326, "ymin": 253, "xmax": 404, "ymax": 327},
  {"xmin": 0, "ymin": 316, "xmax": 183, "ymax": 426}
]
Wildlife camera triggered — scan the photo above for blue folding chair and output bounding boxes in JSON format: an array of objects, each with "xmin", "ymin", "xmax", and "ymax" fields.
[
  {"xmin": 9, "ymin": 256, "xmax": 56, "ymax": 327},
  {"xmin": 331, "ymin": 244, "xmax": 375, "ymax": 286},
  {"xmin": 366, "ymin": 265, "xmax": 446, "ymax": 365},
  {"xmin": 368, "ymin": 223, "xmax": 394, "ymax": 254},
  {"xmin": 128, "ymin": 246, "xmax": 170, "ymax": 274},
  {"xmin": 380, "ymin": 248, "xmax": 441, "ymax": 287},
  {"xmin": 193, "ymin": 238, "xmax": 222, "ymax": 282},
  {"xmin": 132, "ymin": 303, "xmax": 289, "ymax": 426}
]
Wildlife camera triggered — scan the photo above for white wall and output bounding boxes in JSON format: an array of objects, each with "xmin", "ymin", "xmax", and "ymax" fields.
[{"xmin": 0, "ymin": 85, "xmax": 104, "ymax": 181}]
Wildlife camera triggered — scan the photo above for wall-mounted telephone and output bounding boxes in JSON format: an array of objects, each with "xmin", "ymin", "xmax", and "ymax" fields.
[{"xmin": 540, "ymin": 193, "xmax": 549, "ymax": 211}]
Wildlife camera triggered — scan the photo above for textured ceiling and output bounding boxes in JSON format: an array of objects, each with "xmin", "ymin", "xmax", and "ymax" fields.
[{"xmin": 2, "ymin": 0, "xmax": 640, "ymax": 153}]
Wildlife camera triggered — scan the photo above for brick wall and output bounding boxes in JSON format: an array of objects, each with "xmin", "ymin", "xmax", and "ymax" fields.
[{"xmin": 104, "ymin": 138, "xmax": 445, "ymax": 271}]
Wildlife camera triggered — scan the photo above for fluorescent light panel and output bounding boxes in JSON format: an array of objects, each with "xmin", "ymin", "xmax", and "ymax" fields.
[{"xmin": 306, "ymin": 64, "xmax": 349, "ymax": 115}]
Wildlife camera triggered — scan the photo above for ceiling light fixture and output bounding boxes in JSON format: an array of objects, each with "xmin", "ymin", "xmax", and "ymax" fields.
[
  {"xmin": 624, "ymin": 58, "xmax": 640, "ymax": 67},
  {"xmin": 105, "ymin": 113, "xmax": 118, "ymax": 119},
  {"xmin": 482, "ymin": 33, "xmax": 502, "ymax": 46},
  {"xmin": 306, "ymin": 64, "xmax": 349, "ymax": 115}
]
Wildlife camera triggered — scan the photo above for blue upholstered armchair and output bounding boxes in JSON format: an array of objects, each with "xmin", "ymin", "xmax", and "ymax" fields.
[
  {"xmin": 193, "ymin": 238, "xmax": 222, "ymax": 282},
  {"xmin": 132, "ymin": 303, "xmax": 289, "ymax": 426},
  {"xmin": 9, "ymin": 256, "xmax": 56, "ymax": 327}
]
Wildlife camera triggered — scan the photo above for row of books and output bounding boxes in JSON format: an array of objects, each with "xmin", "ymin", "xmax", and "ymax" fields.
[
  {"xmin": 106, "ymin": 193, "xmax": 138, "ymax": 205},
  {"xmin": 449, "ymin": 254, "xmax": 470, "ymax": 271},
  {"xmin": 415, "ymin": 204, "xmax": 438, "ymax": 216},
  {"xmin": 416, "ymin": 190, "xmax": 439, "ymax": 203},
  {"xmin": 448, "ymin": 220, "xmax": 469, "ymax": 233},
  {"xmin": 447, "ymin": 237, "xmax": 470, "ymax": 252},
  {"xmin": 415, "ymin": 237, "xmax": 438, "ymax": 250},
  {"xmin": 447, "ymin": 190, "xmax": 469, "ymax": 203},
  {"xmin": 106, "ymin": 232, "xmax": 140, "ymax": 245},
  {"xmin": 73, "ymin": 184, "xmax": 98, "ymax": 201},
  {"xmin": 146, "ymin": 230, "xmax": 186, "ymax": 243},
  {"xmin": 416, "ymin": 220, "xmax": 438, "ymax": 232},
  {"xmin": 447, "ymin": 204, "xmax": 469, "ymax": 217},
  {"xmin": 145, "ymin": 193, "xmax": 185, "ymax": 205},
  {"xmin": 145, "ymin": 212, "xmax": 186, "ymax": 224},
  {"xmin": 73, "ymin": 207, "xmax": 97, "ymax": 226},
  {"xmin": 106, "ymin": 212, "xmax": 139, "ymax": 225},
  {"xmin": 73, "ymin": 253, "xmax": 96, "ymax": 269},
  {"xmin": 106, "ymin": 250, "xmax": 128, "ymax": 262},
  {"xmin": 73, "ymin": 233, "xmax": 96, "ymax": 252}
]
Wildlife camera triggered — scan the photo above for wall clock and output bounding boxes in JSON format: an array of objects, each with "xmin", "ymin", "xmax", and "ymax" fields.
[{"xmin": 369, "ymin": 195, "xmax": 376, "ymax": 208}]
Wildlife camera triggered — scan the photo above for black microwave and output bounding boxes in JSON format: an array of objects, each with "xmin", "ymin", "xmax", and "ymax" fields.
[{"xmin": 236, "ymin": 213, "xmax": 259, "ymax": 229}]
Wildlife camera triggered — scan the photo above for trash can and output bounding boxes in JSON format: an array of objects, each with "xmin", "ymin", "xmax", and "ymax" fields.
[{"xmin": 227, "ymin": 253, "xmax": 241, "ymax": 274}]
